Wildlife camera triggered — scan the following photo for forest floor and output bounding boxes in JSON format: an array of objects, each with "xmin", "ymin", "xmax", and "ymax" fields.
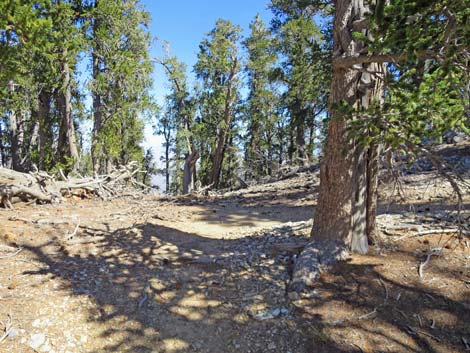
[{"xmin": 1, "ymin": 152, "xmax": 470, "ymax": 353}]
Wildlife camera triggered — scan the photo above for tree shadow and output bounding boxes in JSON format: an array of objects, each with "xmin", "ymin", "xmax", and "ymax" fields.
[{"xmin": 14, "ymin": 211, "xmax": 469, "ymax": 353}]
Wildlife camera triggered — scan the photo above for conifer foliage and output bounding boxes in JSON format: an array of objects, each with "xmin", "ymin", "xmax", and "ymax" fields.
[{"xmin": 0, "ymin": 0, "xmax": 153, "ymax": 178}]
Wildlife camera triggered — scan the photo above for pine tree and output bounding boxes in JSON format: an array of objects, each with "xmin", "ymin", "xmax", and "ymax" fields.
[
  {"xmin": 291, "ymin": 0, "xmax": 470, "ymax": 290},
  {"xmin": 272, "ymin": 10, "xmax": 330, "ymax": 166},
  {"xmin": 243, "ymin": 15, "xmax": 281, "ymax": 179},
  {"xmin": 89, "ymin": 0, "xmax": 153, "ymax": 174},
  {"xmin": 194, "ymin": 19, "xmax": 243, "ymax": 189},
  {"xmin": 157, "ymin": 54, "xmax": 197, "ymax": 194}
]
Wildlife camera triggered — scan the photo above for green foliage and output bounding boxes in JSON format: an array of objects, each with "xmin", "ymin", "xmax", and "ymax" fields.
[
  {"xmin": 243, "ymin": 15, "xmax": 281, "ymax": 178},
  {"xmin": 347, "ymin": 0, "xmax": 470, "ymax": 154},
  {"xmin": 89, "ymin": 0, "xmax": 154, "ymax": 171},
  {"xmin": 273, "ymin": 9, "xmax": 331, "ymax": 165},
  {"xmin": 194, "ymin": 19, "xmax": 243, "ymax": 188}
]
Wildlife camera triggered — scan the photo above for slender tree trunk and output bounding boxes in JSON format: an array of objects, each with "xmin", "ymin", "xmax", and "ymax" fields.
[
  {"xmin": 291, "ymin": 0, "xmax": 385, "ymax": 291},
  {"xmin": 165, "ymin": 139, "xmax": 170, "ymax": 193},
  {"xmin": 91, "ymin": 50, "xmax": 103, "ymax": 175},
  {"xmin": 211, "ymin": 128, "xmax": 227, "ymax": 188},
  {"xmin": 307, "ymin": 114, "xmax": 316, "ymax": 162},
  {"xmin": 277, "ymin": 121, "xmax": 285, "ymax": 167},
  {"xmin": 288, "ymin": 127, "xmax": 294, "ymax": 164},
  {"xmin": 0, "ymin": 122, "xmax": 5, "ymax": 167},
  {"xmin": 27, "ymin": 118, "xmax": 40, "ymax": 170},
  {"xmin": 267, "ymin": 134, "xmax": 273, "ymax": 176},
  {"xmin": 183, "ymin": 150, "xmax": 199, "ymax": 194},
  {"xmin": 8, "ymin": 81, "xmax": 25, "ymax": 172},
  {"xmin": 295, "ymin": 120, "xmax": 306, "ymax": 165},
  {"xmin": 210, "ymin": 62, "xmax": 237, "ymax": 189},
  {"xmin": 366, "ymin": 143, "xmax": 380, "ymax": 244},
  {"xmin": 37, "ymin": 90, "xmax": 52, "ymax": 170}
]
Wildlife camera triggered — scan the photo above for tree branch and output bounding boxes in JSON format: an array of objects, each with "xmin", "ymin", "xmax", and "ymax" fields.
[{"xmin": 333, "ymin": 50, "xmax": 436, "ymax": 69}]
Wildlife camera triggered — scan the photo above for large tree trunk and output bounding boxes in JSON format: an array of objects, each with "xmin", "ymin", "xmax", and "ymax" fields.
[
  {"xmin": 210, "ymin": 59, "xmax": 238, "ymax": 189},
  {"xmin": 291, "ymin": 0, "xmax": 385, "ymax": 291},
  {"xmin": 57, "ymin": 50, "xmax": 79, "ymax": 172}
]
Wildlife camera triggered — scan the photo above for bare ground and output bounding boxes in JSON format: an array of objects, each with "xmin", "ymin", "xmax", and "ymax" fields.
[{"xmin": 0, "ymin": 170, "xmax": 469, "ymax": 353}]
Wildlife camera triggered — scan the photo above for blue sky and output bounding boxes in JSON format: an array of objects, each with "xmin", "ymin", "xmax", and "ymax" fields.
[
  {"xmin": 142, "ymin": 0, "xmax": 274, "ymax": 104},
  {"xmin": 140, "ymin": 0, "xmax": 274, "ymax": 187}
]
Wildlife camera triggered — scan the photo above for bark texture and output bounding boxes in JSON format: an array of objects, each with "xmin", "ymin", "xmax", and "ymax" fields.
[
  {"xmin": 8, "ymin": 81, "xmax": 25, "ymax": 172},
  {"xmin": 91, "ymin": 50, "xmax": 103, "ymax": 175},
  {"xmin": 57, "ymin": 50, "xmax": 79, "ymax": 171},
  {"xmin": 292, "ymin": 0, "xmax": 385, "ymax": 291},
  {"xmin": 183, "ymin": 150, "xmax": 199, "ymax": 194},
  {"xmin": 210, "ymin": 59, "xmax": 238, "ymax": 189}
]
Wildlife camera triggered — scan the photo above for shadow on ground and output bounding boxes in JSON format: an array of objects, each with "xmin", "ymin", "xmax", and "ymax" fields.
[{"xmin": 19, "ymin": 211, "xmax": 470, "ymax": 353}]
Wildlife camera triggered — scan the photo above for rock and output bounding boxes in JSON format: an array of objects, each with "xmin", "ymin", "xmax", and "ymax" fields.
[
  {"xmin": 29, "ymin": 333, "xmax": 46, "ymax": 351},
  {"xmin": 255, "ymin": 307, "xmax": 289, "ymax": 321},
  {"xmin": 39, "ymin": 340, "xmax": 52, "ymax": 352},
  {"xmin": 8, "ymin": 328, "xmax": 19, "ymax": 339},
  {"xmin": 287, "ymin": 292, "xmax": 300, "ymax": 301},
  {"xmin": 268, "ymin": 342, "xmax": 276, "ymax": 350},
  {"xmin": 255, "ymin": 311, "xmax": 275, "ymax": 321}
]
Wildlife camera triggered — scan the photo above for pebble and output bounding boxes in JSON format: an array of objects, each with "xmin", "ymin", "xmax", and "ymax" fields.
[
  {"xmin": 287, "ymin": 292, "xmax": 300, "ymax": 301},
  {"xmin": 8, "ymin": 328, "xmax": 19, "ymax": 339},
  {"xmin": 29, "ymin": 333, "xmax": 46, "ymax": 350}
]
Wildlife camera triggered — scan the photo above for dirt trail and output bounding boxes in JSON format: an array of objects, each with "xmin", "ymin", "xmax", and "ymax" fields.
[{"xmin": 0, "ymin": 172, "xmax": 469, "ymax": 353}]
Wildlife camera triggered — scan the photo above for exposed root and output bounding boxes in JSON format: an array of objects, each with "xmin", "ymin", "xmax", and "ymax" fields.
[{"xmin": 289, "ymin": 239, "xmax": 349, "ymax": 293}]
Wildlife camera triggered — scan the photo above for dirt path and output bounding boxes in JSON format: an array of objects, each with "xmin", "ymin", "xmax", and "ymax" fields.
[{"xmin": 0, "ymin": 172, "xmax": 469, "ymax": 353}]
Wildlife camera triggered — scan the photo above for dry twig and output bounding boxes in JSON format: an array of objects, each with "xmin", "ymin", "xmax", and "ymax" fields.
[
  {"xmin": 0, "ymin": 313, "xmax": 13, "ymax": 345},
  {"xmin": 419, "ymin": 248, "xmax": 442, "ymax": 279}
]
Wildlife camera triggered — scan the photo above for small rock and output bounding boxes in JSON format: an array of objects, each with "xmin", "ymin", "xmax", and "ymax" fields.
[
  {"xmin": 268, "ymin": 342, "xmax": 276, "ymax": 350},
  {"xmin": 255, "ymin": 311, "xmax": 275, "ymax": 321},
  {"xmin": 288, "ymin": 292, "xmax": 300, "ymax": 301},
  {"xmin": 29, "ymin": 333, "xmax": 46, "ymax": 351},
  {"xmin": 8, "ymin": 328, "xmax": 19, "ymax": 339},
  {"xmin": 39, "ymin": 340, "xmax": 52, "ymax": 352}
]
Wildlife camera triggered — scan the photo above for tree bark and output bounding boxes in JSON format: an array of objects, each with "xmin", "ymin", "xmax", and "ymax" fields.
[
  {"xmin": 34, "ymin": 90, "xmax": 53, "ymax": 170},
  {"xmin": 91, "ymin": 50, "xmax": 103, "ymax": 175},
  {"xmin": 210, "ymin": 59, "xmax": 238, "ymax": 189},
  {"xmin": 291, "ymin": 0, "xmax": 385, "ymax": 291},
  {"xmin": 8, "ymin": 81, "xmax": 25, "ymax": 172},
  {"xmin": 57, "ymin": 49, "xmax": 79, "ymax": 172},
  {"xmin": 183, "ymin": 150, "xmax": 199, "ymax": 194},
  {"xmin": 0, "ymin": 122, "xmax": 5, "ymax": 167}
]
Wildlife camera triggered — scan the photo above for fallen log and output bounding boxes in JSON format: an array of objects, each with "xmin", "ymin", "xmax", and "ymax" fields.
[{"xmin": 0, "ymin": 161, "xmax": 148, "ymax": 208}]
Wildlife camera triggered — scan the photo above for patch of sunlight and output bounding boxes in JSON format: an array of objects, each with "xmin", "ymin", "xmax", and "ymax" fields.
[
  {"xmin": 169, "ymin": 306, "xmax": 203, "ymax": 321},
  {"xmin": 178, "ymin": 293, "xmax": 221, "ymax": 308},
  {"xmin": 153, "ymin": 290, "xmax": 177, "ymax": 303},
  {"xmin": 149, "ymin": 278, "xmax": 166, "ymax": 291},
  {"xmin": 232, "ymin": 312, "xmax": 250, "ymax": 324},
  {"xmin": 422, "ymin": 308, "xmax": 458, "ymax": 326},
  {"xmin": 161, "ymin": 338, "xmax": 189, "ymax": 352}
]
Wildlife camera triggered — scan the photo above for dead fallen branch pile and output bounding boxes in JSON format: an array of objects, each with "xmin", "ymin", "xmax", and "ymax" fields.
[{"xmin": 0, "ymin": 161, "xmax": 149, "ymax": 208}]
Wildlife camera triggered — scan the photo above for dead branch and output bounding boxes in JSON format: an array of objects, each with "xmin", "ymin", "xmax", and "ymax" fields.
[
  {"xmin": 419, "ymin": 248, "xmax": 443, "ymax": 279},
  {"xmin": 0, "ymin": 313, "xmax": 13, "ymax": 345},
  {"xmin": 0, "ymin": 161, "xmax": 148, "ymax": 208}
]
